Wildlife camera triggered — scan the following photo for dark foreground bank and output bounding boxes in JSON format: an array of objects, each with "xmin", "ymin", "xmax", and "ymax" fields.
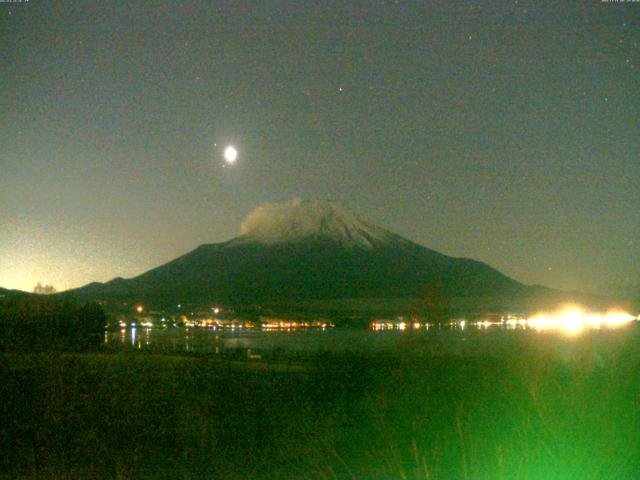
[{"xmin": 2, "ymin": 328, "xmax": 639, "ymax": 479}]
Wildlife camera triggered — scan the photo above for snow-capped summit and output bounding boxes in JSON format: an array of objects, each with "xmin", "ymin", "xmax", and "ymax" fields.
[
  {"xmin": 232, "ymin": 198, "xmax": 396, "ymax": 249},
  {"xmin": 64, "ymin": 197, "xmax": 538, "ymax": 309}
]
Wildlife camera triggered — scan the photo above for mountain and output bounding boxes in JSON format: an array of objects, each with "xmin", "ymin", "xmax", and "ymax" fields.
[
  {"xmin": 63, "ymin": 199, "xmax": 619, "ymax": 314},
  {"xmin": 0, "ymin": 287, "xmax": 31, "ymax": 298}
]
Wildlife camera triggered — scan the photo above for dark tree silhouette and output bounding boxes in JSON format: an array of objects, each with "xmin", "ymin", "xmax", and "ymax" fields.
[{"xmin": 0, "ymin": 297, "xmax": 106, "ymax": 352}]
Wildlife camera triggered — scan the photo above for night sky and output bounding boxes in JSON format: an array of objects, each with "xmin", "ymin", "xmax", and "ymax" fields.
[{"xmin": 1, "ymin": 1, "xmax": 638, "ymax": 295}]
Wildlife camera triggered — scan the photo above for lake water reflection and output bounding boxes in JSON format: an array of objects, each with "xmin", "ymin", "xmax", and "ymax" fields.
[{"xmin": 105, "ymin": 320, "xmax": 639, "ymax": 359}]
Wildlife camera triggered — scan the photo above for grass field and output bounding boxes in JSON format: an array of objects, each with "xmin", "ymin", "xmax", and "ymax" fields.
[{"xmin": 2, "ymin": 327, "xmax": 639, "ymax": 479}]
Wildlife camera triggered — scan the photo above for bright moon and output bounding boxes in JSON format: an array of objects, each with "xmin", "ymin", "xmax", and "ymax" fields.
[{"xmin": 224, "ymin": 146, "xmax": 238, "ymax": 164}]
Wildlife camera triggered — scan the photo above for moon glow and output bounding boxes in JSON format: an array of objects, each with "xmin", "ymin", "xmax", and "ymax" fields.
[{"xmin": 224, "ymin": 146, "xmax": 238, "ymax": 164}]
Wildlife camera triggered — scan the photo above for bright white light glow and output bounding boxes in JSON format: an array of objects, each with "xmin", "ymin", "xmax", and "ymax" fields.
[
  {"xmin": 526, "ymin": 305, "xmax": 635, "ymax": 335},
  {"xmin": 224, "ymin": 145, "xmax": 238, "ymax": 164}
]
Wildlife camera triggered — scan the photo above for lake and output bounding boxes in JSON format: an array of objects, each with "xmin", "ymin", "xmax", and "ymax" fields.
[{"xmin": 105, "ymin": 319, "xmax": 639, "ymax": 361}]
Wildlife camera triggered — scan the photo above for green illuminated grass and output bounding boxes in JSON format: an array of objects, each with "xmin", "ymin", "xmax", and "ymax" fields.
[{"xmin": 1, "ymin": 328, "xmax": 639, "ymax": 479}]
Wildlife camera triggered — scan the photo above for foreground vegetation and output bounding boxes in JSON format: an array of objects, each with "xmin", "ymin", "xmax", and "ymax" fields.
[
  {"xmin": 0, "ymin": 297, "xmax": 105, "ymax": 353},
  {"xmin": 2, "ymin": 326, "xmax": 639, "ymax": 479}
]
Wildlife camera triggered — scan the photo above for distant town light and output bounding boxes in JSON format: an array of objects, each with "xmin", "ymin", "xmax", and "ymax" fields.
[
  {"xmin": 136, "ymin": 306, "xmax": 143, "ymax": 313},
  {"xmin": 526, "ymin": 305, "xmax": 635, "ymax": 335}
]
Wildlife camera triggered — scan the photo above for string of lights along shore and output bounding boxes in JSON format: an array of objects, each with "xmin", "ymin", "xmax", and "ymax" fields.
[{"xmin": 1, "ymin": 3, "xmax": 639, "ymax": 479}]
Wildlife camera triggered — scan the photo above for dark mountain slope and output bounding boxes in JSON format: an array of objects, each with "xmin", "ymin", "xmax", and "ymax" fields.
[{"xmin": 64, "ymin": 199, "xmax": 620, "ymax": 312}]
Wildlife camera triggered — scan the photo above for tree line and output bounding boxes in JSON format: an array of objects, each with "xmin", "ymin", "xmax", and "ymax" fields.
[{"xmin": 0, "ymin": 296, "xmax": 106, "ymax": 352}]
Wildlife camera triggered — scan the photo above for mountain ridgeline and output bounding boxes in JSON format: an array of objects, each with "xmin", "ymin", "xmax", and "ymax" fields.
[
  {"xmin": 64, "ymin": 200, "xmax": 615, "ymax": 313},
  {"xmin": 0, "ymin": 287, "xmax": 31, "ymax": 298}
]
